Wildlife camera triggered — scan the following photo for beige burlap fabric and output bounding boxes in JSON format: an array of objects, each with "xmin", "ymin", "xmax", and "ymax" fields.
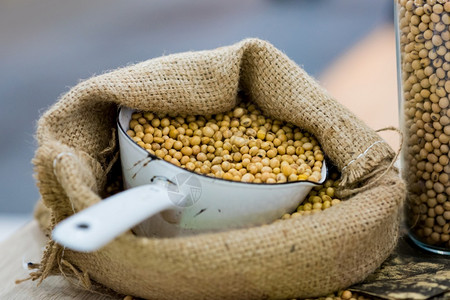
[{"xmin": 31, "ymin": 38, "xmax": 405, "ymax": 299}]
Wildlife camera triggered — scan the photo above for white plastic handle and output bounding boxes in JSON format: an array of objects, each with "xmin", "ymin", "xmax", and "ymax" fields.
[{"xmin": 52, "ymin": 184, "xmax": 175, "ymax": 252}]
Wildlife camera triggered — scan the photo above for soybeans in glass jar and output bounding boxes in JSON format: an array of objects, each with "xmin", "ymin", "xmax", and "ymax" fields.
[{"xmin": 396, "ymin": 0, "xmax": 450, "ymax": 254}]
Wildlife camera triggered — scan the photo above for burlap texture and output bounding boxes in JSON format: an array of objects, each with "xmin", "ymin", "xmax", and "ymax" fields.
[{"xmin": 32, "ymin": 38, "xmax": 405, "ymax": 299}]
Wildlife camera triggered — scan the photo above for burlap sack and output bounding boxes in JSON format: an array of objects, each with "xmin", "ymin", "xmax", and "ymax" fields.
[{"xmin": 31, "ymin": 38, "xmax": 405, "ymax": 299}]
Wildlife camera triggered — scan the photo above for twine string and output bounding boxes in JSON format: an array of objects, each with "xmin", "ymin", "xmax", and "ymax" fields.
[{"xmin": 338, "ymin": 126, "xmax": 403, "ymax": 198}]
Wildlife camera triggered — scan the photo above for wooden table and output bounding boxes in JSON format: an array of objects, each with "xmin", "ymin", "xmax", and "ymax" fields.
[
  {"xmin": 0, "ymin": 220, "xmax": 120, "ymax": 299},
  {"xmin": 3, "ymin": 222, "xmax": 449, "ymax": 299}
]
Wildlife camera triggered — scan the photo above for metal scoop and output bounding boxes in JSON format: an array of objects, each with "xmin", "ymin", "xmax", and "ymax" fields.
[{"xmin": 52, "ymin": 107, "xmax": 327, "ymax": 252}]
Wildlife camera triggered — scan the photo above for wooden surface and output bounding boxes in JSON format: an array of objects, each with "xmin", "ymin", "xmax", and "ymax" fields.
[
  {"xmin": 0, "ymin": 220, "xmax": 120, "ymax": 300},
  {"xmin": 0, "ymin": 26, "xmax": 403, "ymax": 299}
]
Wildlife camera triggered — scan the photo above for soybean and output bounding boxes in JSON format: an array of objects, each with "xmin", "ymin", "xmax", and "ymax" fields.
[
  {"xmin": 128, "ymin": 99, "xmax": 325, "ymax": 184},
  {"xmin": 397, "ymin": 0, "xmax": 450, "ymax": 249}
]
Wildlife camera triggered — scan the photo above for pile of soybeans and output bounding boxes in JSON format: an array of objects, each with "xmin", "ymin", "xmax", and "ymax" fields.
[{"xmin": 126, "ymin": 100, "xmax": 324, "ymax": 184}]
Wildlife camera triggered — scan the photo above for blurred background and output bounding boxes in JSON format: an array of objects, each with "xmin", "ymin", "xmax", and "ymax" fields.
[{"xmin": 0, "ymin": 0, "xmax": 396, "ymax": 240}]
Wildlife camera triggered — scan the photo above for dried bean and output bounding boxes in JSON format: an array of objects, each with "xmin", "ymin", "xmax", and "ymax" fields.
[{"xmin": 397, "ymin": 0, "xmax": 450, "ymax": 250}]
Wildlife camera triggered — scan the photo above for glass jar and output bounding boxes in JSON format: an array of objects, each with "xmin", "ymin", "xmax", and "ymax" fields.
[{"xmin": 395, "ymin": 0, "xmax": 450, "ymax": 255}]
